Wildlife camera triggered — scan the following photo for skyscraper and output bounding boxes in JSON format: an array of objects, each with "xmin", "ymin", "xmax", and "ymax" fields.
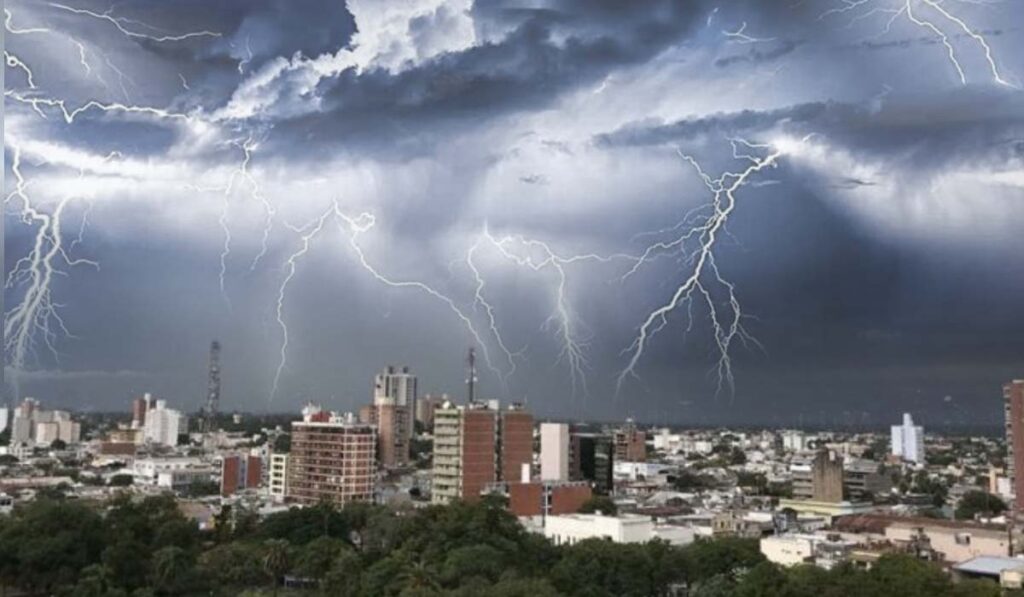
[
  {"xmin": 369, "ymin": 366, "xmax": 417, "ymax": 468},
  {"xmin": 540, "ymin": 423, "xmax": 570, "ymax": 482},
  {"xmin": 614, "ymin": 420, "xmax": 647, "ymax": 462},
  {"xmin": 287, "ymin": 406, "xmax": 376, "ymax": 505},
  {"xmin": 890, "ymin": 413, "xmax": 925, "ymax": 463},
  {"xmin": 571, "ymin": 432, "xmax": 614, "ymax": 495},
  {"xmin": 431, "ymin": 401, "xmax": 498, "ymax": 504},
  {"xmin": 1005, "ymin": 380, "xmax": 1024, "ymax": 513}
]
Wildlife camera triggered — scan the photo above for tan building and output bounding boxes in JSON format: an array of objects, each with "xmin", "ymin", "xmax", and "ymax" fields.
[
  {"xmin": 792, "ymin": 450, "xmax": 844, "ymax": 503},
  {"xmin": 614, "ymin": 421, "xmax": 646, "ymax": 462},
  {"xmin": 416, "ymin": 394, "xmax": 448, "ymax": 429},
  {"xmin": 432, "ymin": 402, "xmax": 497, "ymax": 504},
  {"xmin": 286, "ymin": 407, "xmax": 376, "ymax": 506}
]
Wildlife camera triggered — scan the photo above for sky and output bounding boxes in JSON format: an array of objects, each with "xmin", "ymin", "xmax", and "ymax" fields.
[{"xmin": 3, "ymin": 0, "xmax": 1023, "ymax": 427}]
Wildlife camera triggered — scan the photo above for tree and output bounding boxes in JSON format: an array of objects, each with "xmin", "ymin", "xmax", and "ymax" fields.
[
  {"xmin": 578, "ymin": 495, "xmax": 617, "ymax": 516},
  {"xmin": 109, "ymin": 474, "xmax": 133, "ymax": 486},
  {"xmin": 150, "ymin": 546, "xmax": 193, "ymax": 596},
  {"xmin": 273, "ymin": 433, "xmax": 291, "ymax": 453},
  {"xmin": 955, "ymin": 491, "xmax": 1006, "ymax": 521},
  {"xmin": 262, "ymin": 539, "xmax": 291, "ymax": 596},
  {"xmin": 292, "ymin": 535, "xmax": 348, "ymax": 581},
  {"xmin": 70, "ymin": 564, "xmax": 127, "ymax": 597}
]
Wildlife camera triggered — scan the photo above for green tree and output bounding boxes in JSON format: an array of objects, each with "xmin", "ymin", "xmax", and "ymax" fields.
[
  {"xmin": 70, "ymin": 564, "xmax": 127, "ymax": 597},
  {"xmin": 292, "ymin": 535, "xmax": 348, "ymax": 581},
  {"xmin": 577, "ymin": 495, "xmax": 618, "ymax": 516},
  {"xmin": 150, "ymin": 546, "xmax": 193, "ymax": 596},
  {"xmin": 262, "ymin": 539, "xmax": 291, "ymax": 596},
  {"xmin": 955, "ymin": 491, "xmax": 1006, "ymax": 520}
]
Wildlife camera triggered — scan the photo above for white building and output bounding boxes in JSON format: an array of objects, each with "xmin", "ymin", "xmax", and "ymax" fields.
[
  {"xmin": 133, "ymin": 457, "xmax": 214, "ymax": 490},
  {"xmin": 545, "ymin": 513, "xmax": 655, "ymax": 545},
  {"xmin": 781, "ymin": 431, "xmax": 808, "ymax": 452},
  {"xmin": 540, "ymin": 422, "xmax": 570, "ymax": 481},
  {"xmin": 760, "ymin": 533, "xmax": 861, "ymax": 569},
  {"xmin": 144, "ymin": 400, "xmax": 188, "ymax": 446},
  {"xmin": 891, "ymin": 413, "xmax": 924, "ymax": 463},
  {"xmin": 374, "ymin": 365, "xmax": 417, "ymax": 409},
  {"xmin": 0, "ymin": 407, "xmax": 8, "ymax": 434},
  {"xmin": 269, "ymin": 453, "xmax": 289, "ymax": 501}
]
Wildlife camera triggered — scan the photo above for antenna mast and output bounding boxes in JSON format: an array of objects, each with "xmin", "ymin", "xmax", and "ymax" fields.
[
  {"xmin": 466, "ymin": 347, "xmax": 477, "ymax": 404},
  {"xmin": 204, "ymin": 340, "xmax": 221, "ymax": 435}
]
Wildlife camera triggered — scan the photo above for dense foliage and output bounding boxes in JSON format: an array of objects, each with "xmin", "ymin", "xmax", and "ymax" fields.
[{"xmin": 0, "ymin": 494, "xmax": 1007, "ymax": 596}]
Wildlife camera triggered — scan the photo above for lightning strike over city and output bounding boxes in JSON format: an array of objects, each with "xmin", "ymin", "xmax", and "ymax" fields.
[{"xmin": 3, "ymin": 0, "xmax": 1022, "ymax": 428}]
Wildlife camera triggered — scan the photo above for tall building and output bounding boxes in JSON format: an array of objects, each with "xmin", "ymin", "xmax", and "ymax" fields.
[
  {"xmin": 792, "ymin": 450, "xmax": 845, "ymax": 503},
  {"xmin": 499, "ymin": 404, "xmax": 533, "ymax": 482},
  {"xmin": 269, "ymin": 453, "xmax": 289, "ymax": 502},
  {"xmin": 374, "ymin": 365, "xmax": 417, "ymax": 416},
  {"xmin": 890, "ymin": 413, "xmax": 924, "ymax": 463},
  {"xmin": 368, "ymin": 366, "xmax": 417, "ymax": 468},
  {"xmin": 432, "ymin": 401, "xmax": 498, "ymax": 504},
  {"xmin": 131, "ymin": 395, "xmax": 149, "ymax": 429},
  {"xmin": 541, "ymin": 423, "xmax": 570, "ymax": 482},
  {"xmin": 144, "ymin": 399, "xmax": 188, "ymax": 447},
  {"xmin": 221, "ymin": 454, "xmax": 263, "ymax": 496},
  {"xmin": 8, "ymin": 399, "xmax": 80, "ymax": 446},
  {"xmin": 571, "ymin": 432, "xmax": 614, "ymax": 495},
  {"xmin": 286, "ymin": 406, "xmax": 376, "ymax": 505},
  {"xmin": 614, "ymin": 420, "xmax": 646, "ymax": 462},
  {"xmin": 1005, "ymin": 380, "xmax": 1024, "ymax": 513},
  {"xmin": 416, "ymin": 393, "xmax": 448, "ymax": 429}
]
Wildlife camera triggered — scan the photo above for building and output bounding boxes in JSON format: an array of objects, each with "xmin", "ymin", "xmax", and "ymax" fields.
[
  {"xmin": 760, "ymin": 533, "xmax": 860, "ymax": 568},
  {"xmin": 891, "ymin": 413, "xmax": 924, "ymax": 463},
  {"xmin": 614, "ymin": 420, "xmax": 646, "ymax": 462},
  {"xmin": 571, "ymin": 432, "xmax": 614, "ymax": 495},
  {"xmin": 143, "ymin": 399, "xmax": 188, "ymax": 447},
  {"xmin": 499, "ymin": 404, "xmax": 533, "ymax": 482},
  {"xmin": 416, "ymin": 393, "xmax": 448, "ymax": 429},
  {"xmin": 131, "ymin": 394, "xmax": 151, "ymax": 429},
  {"xmin": 368, "ymin": 402, "xmax": 410, "ymax": 468},
  {"xmin": 7, "ymin": 399, "xmax": 80, "ymax": 446},
  {"xmin": 269, "ymin": 453, "xmax": 289, "ymax": 501},
  {"xmin": 286, "ymin": 406, "xmax": 376, "ymax": 505},
  {"xmin": 221, "ymin": 454, "xmax": 263, "ymax": 496},
  {"xmin": 367, "ymin": 366, "xmax": 418, "ymax": 468},
  {"xmin": 0, "ymin": 407, "xmax": 8, "ymax": 435},
  {"xmin": 540, "ymin": 423, "xmax": 570, "ymax": 482},
  {"xmin": 844, "ymin": 459, "xmax": 893, "ymax": 501},
  {"xmin": 546, "ymin": 513, "xmax": 654, "ymax": 545},
  {"xmin": 1005, "ymin": 380, "xmax": 1024, "ymax": 513},
  {"xmin": 509, "ymin": 481, "xmax": 592, "ymax": 517},
  {"xmin": 432, "ymin": 401, "xmax": 497, "ymax": 504},
  {"xmin": 792, "ymin": 450, "xmax": 845, "ymax": 503},
  {"xmin": 133, "ymin": 457, "xmax": 215, "ymax": 491}
]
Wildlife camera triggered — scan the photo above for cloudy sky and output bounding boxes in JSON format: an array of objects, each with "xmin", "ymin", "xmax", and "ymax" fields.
[{"xmin": 4, "ymin": 0, "xmax": 1023, "ymax": 426}]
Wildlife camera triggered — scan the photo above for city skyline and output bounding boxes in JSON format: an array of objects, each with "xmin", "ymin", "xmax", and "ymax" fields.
[{"xmin": 4, "ymin": 1, "xmax": 1023, "ymax": 423}]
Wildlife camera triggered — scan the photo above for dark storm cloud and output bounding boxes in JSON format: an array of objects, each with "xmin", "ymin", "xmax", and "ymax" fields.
[
  {"xmin": 250, "ymin": 0, "xmax": 706, "ymax": 156},
  {"xmin": 714, "ymin": 39, "xmax": 802, "ymax": 68}
]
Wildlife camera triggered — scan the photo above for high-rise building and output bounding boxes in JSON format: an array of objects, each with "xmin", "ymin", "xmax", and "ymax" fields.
[
  {"xmin": 286, "ymin": 406, "xmax": 376, "ymax": 505},
  {"xmin": 499, "ymin": 404, "xmax": 533, "ymax": 482},
  {"xmin": 416, "ymin": 393, "xmax": 448, "ymax": 429},
  {"xmin": 221, "ymin": 454, "xmax": 263, "ymax": 496},
  {"xmin": 614, "ymin": 420, "xmax": 647, "ymax": 462},
  {"xmin": 571, "ymin": 432, "xmax": 614, "ymax": 495},
  {"xmin": 1005, "ymin": 380, "xmax": 1024, "ymax": 513},
  {"xmin": 0, "ymin": 407, "xmax": 9, "ymax": 435},
  {"xmin": 541, "ymin": 423, "xmax": 570, "ymax": 482},
  {"xmin": 144, "ymin": 399, "xmax": 188, "ymax": 447},
  {"xmin": 374, "ymin": 365, "xmax": 417, "ymax": 416},
  {"xmin": 7, "ymin": 399, "xmax": 80, "ymax": 446},
  {"xmin": 269, "ymin": 453, "xmax": 289, "ymax": 501},
  {"xmin": 432, "ymin": 401, "xmax": 497, "ymax": 504},
  {"xmin": 890, "ymin": 413, "xmax": 924, "ymax": 463},
  {"xmin": 132, "ymin": 395, "xmax": 149, "ymax": 429}
]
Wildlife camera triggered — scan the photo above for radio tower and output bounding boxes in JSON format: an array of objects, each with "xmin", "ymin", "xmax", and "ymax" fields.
[
  {"xmin": 466, "ymin": 346, "xmax": 477, "ymax": 405},
  {"xmin": 203, "ymin": 341, "xmax": 221, "ymax": 435}
]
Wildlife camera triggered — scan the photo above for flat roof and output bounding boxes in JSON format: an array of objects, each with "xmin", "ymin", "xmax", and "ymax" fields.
[{"xmin": 954, "ymin": 556, "xmax": 1024, "ymax": 576}]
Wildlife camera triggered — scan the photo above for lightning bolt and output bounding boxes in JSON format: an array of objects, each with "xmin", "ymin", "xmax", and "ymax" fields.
[
  {"xmin": 271, "ymin": 207, "xmax": 336, "ymax": 400},
  {"xmin": 722, "ymin": 21, "xmax": 776, "ymax": 44},
  {"xmin": 4, "ymin": 143, "xmax": 99, "ymax": 392},
  {"xmin": 616, "ymin": 138, "xmax": 796, "ymax": 398},
  {"xmin": 48, "ymin": 3, "xmax": 221, "ymax": 43},
  {"xmin": 819, "ymin": 0, "xmax": 1015, "ymax": 86}
]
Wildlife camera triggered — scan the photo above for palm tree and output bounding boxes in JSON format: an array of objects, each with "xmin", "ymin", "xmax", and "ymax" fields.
[
  {"xmin": 401, "ymin": 558, "xmax": 440, "ymax": 592},
  {"xmin": 263, "ymin": 539, "xmax": 291, "ymax": 597},
  {"xmin": 151, "ymin": 546, "xmax": 190, "ymax": 595}
]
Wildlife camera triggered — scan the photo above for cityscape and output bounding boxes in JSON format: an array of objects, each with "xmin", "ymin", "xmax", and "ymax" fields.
[
  {"xmin": 4, "ymin": 0, "xmax": 1024, "ymax": 595},
  {"xmin": 2, "ymin": 354, "xmax": 1024, "ymax": 595}
]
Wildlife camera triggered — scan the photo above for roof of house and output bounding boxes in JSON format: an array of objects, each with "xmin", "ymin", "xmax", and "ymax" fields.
[{"xmin": 953, "ymin": 556, "xmax": 1024, "ymax": 576}]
